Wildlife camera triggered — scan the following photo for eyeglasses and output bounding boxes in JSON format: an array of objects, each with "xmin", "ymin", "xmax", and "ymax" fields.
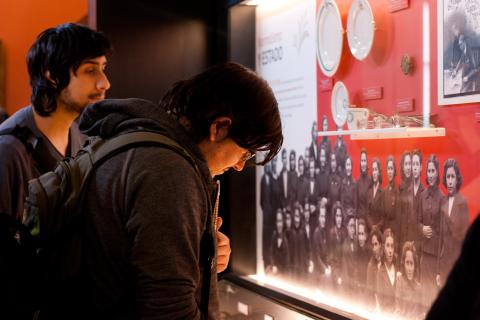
[{"xmin": 240, "ymin": 150, "xmax": 256, "ymax": 162}]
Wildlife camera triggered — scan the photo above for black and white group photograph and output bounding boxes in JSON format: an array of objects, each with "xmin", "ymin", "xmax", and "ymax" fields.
[{"xmin": 259, "ymin": 119, "xmax": 471, "ymax": 319}]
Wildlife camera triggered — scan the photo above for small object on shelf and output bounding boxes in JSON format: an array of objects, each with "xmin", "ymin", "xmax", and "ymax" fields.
[
  {"xmin": 347, "ymin": 0, "xmax": 376, "ymax": 61},
  {"xmin": 316, "ymin": 0, "xmax": 344, "ymax": 77},
  {"xmin": 331, "ymin": 81, "xmax": 350, "ymax": 128},
  {"xmin": 368, "ymin": 110, "xmax": 432, "ymax": 128},
  {"xmin": 347, "ymin": 108, "xmax": 369, "ymax": 130},
  {"xmin": 400, "ymin": 54, "xmax": 414, "ymax": 75}
]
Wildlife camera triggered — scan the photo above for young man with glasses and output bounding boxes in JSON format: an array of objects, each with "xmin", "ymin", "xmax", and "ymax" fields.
[{"xmin": 46, "ymin": 62, "xmax": 283, "ymax": 319}]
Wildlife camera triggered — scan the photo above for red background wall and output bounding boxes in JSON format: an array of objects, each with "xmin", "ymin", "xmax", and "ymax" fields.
[
  {"xmin": 316, "ymin": 0, "xmax": 480, "ymax": 219},
  {"xmin": 0, "ymin": 0, "xmax": 88, "ymax": 115}
]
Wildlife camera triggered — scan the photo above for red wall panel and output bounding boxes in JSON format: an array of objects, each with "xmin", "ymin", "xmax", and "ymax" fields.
[{"xmin": 316, "ymin": 0, "xmax": 480, "ymax": 219}]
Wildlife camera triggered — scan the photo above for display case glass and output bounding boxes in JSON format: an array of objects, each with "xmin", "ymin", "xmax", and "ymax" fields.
[{"xmin": 241, "ymin": 0, "xmax": 480, "ymax": 319}]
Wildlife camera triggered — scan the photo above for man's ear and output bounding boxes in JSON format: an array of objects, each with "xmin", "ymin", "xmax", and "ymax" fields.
[
  {"xmin": 45, "ymin": 70, "xmax": 57, "ymax": 87},
  {"xmin": 209, "ymin": 116, "xmax": 232, "ymax": 142}
]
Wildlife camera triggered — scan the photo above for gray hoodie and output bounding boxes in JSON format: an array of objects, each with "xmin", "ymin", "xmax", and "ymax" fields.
[{"xmin": 61, "ymin": 98, "xmax": 219, "ymax": 319}]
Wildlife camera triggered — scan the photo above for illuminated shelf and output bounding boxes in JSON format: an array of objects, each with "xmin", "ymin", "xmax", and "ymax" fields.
[{"xmin": 317, "ymin": 127, "xmax": 446, "ymax": 140}]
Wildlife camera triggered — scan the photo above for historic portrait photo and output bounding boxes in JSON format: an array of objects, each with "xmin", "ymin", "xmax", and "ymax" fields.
[{"xmin": 438, "ymin": 0, "xmax": 480, "ymax": 105}]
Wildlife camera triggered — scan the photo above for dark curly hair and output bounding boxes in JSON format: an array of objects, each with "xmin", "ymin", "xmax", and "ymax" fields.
[
  {"xmin": 160, "ymin": 62, "xmax": 283, "ymax": 165},
  {"xmin": 27, "ymin": 23, "xmax": 112, "ymax": 116},
  {"xmin": 443, "ymin": 158, "xmax": 462, "ymax": 193}
]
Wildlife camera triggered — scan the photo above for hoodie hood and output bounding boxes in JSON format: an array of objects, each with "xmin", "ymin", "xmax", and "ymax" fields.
[
  {"xmin": 79, "ymin": 98, "xmax": 213, "ymax": 183},
  {"xmin": 80, "ymin": 98, "xmax": 171, "ymax": 138}
]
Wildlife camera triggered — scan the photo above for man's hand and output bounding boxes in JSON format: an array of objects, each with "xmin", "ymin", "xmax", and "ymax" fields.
[{"xmin": 216, "ymin": 217, "xmax": 231, "ymax": 273}]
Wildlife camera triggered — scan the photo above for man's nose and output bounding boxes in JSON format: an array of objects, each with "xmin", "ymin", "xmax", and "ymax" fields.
[
  {"xmin": 97, "ymin": 72, "xmax": 111, "ymax": 91},
  {"xmin": 233, "ymin": 160, "xmax": 246, "ymax": 171}
]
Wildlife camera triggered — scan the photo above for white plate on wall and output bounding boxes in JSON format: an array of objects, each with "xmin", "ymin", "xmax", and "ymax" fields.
[
  {"xmin": 347, "ymin": 0, "xmax": 375, "ymax": 61},
  {"xmin": 316, "ymin": 0, "xmax": 344, "ymax": 77},
  {"xmin": 331, "ymin": 81, "xmax": 350, "ymax": 128}
]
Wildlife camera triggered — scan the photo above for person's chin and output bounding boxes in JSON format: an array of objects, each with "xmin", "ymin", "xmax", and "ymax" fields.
[{"xmin": 213, "ymin": 168, "xmax": 228, "ymax": 177}]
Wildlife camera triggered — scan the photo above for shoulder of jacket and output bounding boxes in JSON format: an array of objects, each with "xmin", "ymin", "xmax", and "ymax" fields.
[{"xmin": 0, "ymin": 134, "xmax": 29, "ymax": 156}]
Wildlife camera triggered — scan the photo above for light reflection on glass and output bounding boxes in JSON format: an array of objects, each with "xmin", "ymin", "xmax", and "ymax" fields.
[{"xmin": 248, "ymin": 274, "xmax": 410, "ymax": 320}]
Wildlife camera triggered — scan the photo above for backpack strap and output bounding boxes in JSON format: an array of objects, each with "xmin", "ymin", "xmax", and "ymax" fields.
[{"xmin": 86, "ymin": 131, "xmax": 200, "ymax": 172}]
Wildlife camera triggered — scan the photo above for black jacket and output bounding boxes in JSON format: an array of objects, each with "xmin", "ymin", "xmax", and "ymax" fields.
[{"xmin": 427, "ymin": 214, "xmax": 480, "ymax": 320}]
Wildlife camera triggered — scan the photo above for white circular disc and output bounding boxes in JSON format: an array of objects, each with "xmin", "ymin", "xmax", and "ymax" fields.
[
  {"xmin": 316, "ymin": 0, "xmax": 344, "ymax": 77},
  {"xmin": 331, "ymin": 81, "xmax": 350, "ymax": 127},
  {"xmin": 347, "ymin": 0, "xmax": 375, "ymax": 61}
]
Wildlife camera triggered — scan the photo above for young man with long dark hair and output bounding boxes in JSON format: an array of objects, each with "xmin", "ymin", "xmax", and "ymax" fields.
[
  {"xmin": 0, "ymin": 23, "xmax": 112, "ymax": 319},
  {"xmin": 48, "ymin": 62, "xmax": 283, "ymax": 319},
  {"xmin": 0, "ymin": 23, "xmax": 112, "ymax": 221}
]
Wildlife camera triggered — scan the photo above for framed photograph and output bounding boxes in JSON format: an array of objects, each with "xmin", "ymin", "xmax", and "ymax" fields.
[{"xmin": 437, "ymin": 0, "xmax": 480, "ymax": 105}]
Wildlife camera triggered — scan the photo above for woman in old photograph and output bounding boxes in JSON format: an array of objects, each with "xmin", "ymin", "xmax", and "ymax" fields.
[
  {"xmin": 303, "ymin": 202, "xmax": 314, "ymax": 278},
  {"xmin": 376, "ymin": 228, "xmax": 397, "ymax": 315},
  {"xmin": 283, "ymin": 207, "xmax": 296, "ymax": 279},
  {"xmin": 261, "ymin": 161, "xmax": 275, "ymax": 266},
  {"xmin": 341, "ymin": 156, "xmax": 358, "ymax": 216},
  {"xmin": 286, "ymin": 150, "xmax": 298, "ymax": 209},
  {"xmin": 342, "ymin": 213, "xmax": 358, "ymax": 298},
  {"xmin": 309, "ymin": 121, "xmax": 319, "ymax": 172},
  {"xmin": 317, "ymin": 145, "xmax": 330, "ymax": 202},
  {"xmin": 291, "ymin": 203, "xmax": 306, "ymax": 280},
  {"xmin": 319, "ymin": 115, "xmax": 331, "ymax": 172},
  {"xmin": 357, "ymin": 148, "xmax": 371, "ymax": 218},
  {"xmin": 398, "ymin": 150, "xmax": 416, "ymax": 250},
  {"xmin": 293, "ymin": 203, "xmax": 309, "ymax": 279},
  {"xmin": 438, "ymin": 158, "xmax": 469, "ymax": 286},
  {"xmin": 366, "ymin": 228, "xmax": 383, "ymax": 312},
  {"xmin": 418, "ymin": 154, "xmax": 444, "ymax": 306},
  {"xmin": 312, "ymin": 198, "xmax": 331, "ymax": 284},
  {"xmin": 356, "ymin": 218, "xmax": 370, "ymax": 297},
  {"xmin": 333, "ymin": 131, "xmax": 348, "ymax": 175},
  {"xmin": 296, "ymin": 155, "xmax": 308, "ymax": 207},
  {"xmin": 383, "ymin": 155, "xmax": 399, "ymax": 240},
  {"xmin": 269, "ymin": 209, "xmax": 290, "ymax": 277},
  {"xmin": 306, "ymin": 158, "xmax": 319, "ymax": 205},
  {"xmin": 304, "ymin": 147, "xmax": 311, "ymax": 174},
  {"xmin": 367, "ymin": 158, "xmax": 384, "ymax": 232},
  {"xmin": 328, "ymin": 153, "xmax": 341, "ymax": 216},
  {"xmin": 328, "ymin": 201, "xmax": 345, "ymax": 291},
  {"xmin": 395, "ymin": 241, "xmax": 423, "ymax": 319}
]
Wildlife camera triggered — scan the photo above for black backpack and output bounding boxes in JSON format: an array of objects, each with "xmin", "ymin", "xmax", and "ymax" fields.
[{"xmin": 8, "ymin": 130, "xmax": 214, "ymax": 319}]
